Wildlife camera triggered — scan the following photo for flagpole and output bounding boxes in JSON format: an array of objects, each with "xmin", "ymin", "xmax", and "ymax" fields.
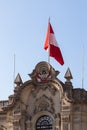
[
  {"xmin": 13, "ymin": 53, "xmax": 16, "ymax": 88},
  {"xmin": 82, "ymin": 45, "xmax": 85, "ymax": 89},
  {"xmin": 48, "ymin": 18, "xmax": 50, "ymax": 64}
]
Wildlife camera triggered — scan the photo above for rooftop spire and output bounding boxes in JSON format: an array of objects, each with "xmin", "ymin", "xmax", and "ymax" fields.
[
  {"xmin": 14, "ymin": 73, "xmax": 23, "ymax": 86},
  {"xmin": 64, "ymin": 68, "xmax": 73, "ymax": 82}
]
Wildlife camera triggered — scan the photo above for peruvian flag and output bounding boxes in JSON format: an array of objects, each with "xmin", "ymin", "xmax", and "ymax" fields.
[{"xmin": 44, "ymin": 22, "xmax": 64, "ymax": 65}]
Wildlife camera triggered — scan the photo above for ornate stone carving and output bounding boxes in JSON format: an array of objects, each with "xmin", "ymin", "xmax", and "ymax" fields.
[
  {"xmin": 62, "ymin": 106, "xmax": 70, "ymax": 110},
  {"xmin": 63, "ymin": 123, "xmax": 68, "ymax": 130},
  {"xmin": 29, "ymin": 61, "xmax": 59, "ymax": 84},
  {"xmin": 55, "ymin": 113, "xmax": 61, "ymax": 119},
  {"xmin": 34, "ymin": 95, "xmax": 54, "ymax": 114},
  {"xmin": 31, "ymin": 86, "xmax": 40, "ymax": 97},
  {"xmin": 14, "ymin": 104, "xmax": 21, "ymax": 114},
  {"xmin": 48, "ymin": 84, "xmax": 57, "ymax": 96},
  {"xmin": 62, "ymin": 116, "xmax": 70, "ymax": 122},
  {"xmin": 31, "ymin": 83, "xmax": 57, "ymax": 97}
]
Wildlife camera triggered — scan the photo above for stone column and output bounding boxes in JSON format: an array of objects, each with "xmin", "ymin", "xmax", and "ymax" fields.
[
  {"xmin": 55, "ymin": 117, "xmax": 61, "ymax": 130},
  {"xmin": 61, "ymin": 115, "xmax": 70, "ymax": 130},
  {"xmin": 19, "ymin": 110, "xmax": 28, "ymax": 130}
]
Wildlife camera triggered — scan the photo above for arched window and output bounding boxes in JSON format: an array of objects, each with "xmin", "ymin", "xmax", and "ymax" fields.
[{"xmin": 36, "ymin": 115, "xmax": 53, "ymax": 130}]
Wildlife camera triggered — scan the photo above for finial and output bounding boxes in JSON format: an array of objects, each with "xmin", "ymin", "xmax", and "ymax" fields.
[
  {"xmin": 14, "ymin": 73, "xmax": 23, "ymax": 86},
  {"xmin": 64, "ymin": 68, "xmax": 73, "ymax": 82}
]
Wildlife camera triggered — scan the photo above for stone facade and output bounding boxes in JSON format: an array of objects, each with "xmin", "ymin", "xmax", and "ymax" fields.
[{"xmin": 0, "ymin": 61, "xmax": 87, "ymax": 130}]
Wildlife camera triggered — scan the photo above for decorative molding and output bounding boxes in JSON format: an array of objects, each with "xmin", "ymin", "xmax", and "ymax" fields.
[
  {"xmin": 31, "ymin": 83, "xmax": 57, "ymax": 97},
  {"xmin": 34, "ymin": 95, "xmax": 54, "ymax": 114},
  {"xmin": 62, "ymin": 116, "xmax": 70, "ymax": 122}
]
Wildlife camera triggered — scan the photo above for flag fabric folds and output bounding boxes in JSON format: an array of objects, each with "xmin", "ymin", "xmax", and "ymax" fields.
[{"xmin": 44, "ymin": 21, "xmax": 64, "ymax": 65}]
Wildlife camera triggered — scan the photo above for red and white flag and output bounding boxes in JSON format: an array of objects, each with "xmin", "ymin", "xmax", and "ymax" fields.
[{"xmin": 44, "ymin": 21, "xmax": 64, "ymax": 65}]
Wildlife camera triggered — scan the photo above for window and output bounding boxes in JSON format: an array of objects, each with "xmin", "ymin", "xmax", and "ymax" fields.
[{"xmin": 36, "ymin": 115, "xmax": 53, "ymax": 130}]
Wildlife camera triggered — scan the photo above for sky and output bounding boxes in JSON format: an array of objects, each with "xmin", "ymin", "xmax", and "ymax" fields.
[{"xmin": 0, "ymin": 0, "xmax": 87, "ymax": 100}]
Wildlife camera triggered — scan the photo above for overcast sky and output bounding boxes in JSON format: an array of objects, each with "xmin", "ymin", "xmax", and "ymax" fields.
[{"xmin": 0, "ymin": 0, "xmax": 87, "ymax": 100}]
